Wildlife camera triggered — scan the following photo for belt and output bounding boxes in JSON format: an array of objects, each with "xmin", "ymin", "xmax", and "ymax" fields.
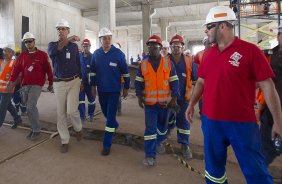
[{"xmin": 53, "ymin": 74, "xmax": 80, "ymax": 82}]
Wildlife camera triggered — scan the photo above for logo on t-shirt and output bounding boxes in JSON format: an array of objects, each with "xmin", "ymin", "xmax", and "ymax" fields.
[{"xmin": 229, "ymin": 52, "xmax": 242, "ymax": 67}]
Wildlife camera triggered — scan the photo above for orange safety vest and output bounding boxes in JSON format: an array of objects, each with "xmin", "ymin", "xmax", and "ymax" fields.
[
  {"xmin": 0, "ymin": 59, "xmax": 15, "ymax": 93},
  {"xmin": 196, "ymin": 50, "xmax": 205, "ymax": 66},
  {"xmin": 184, "ymin": 55, "xmax": 193, "ymax": 100},
  {"xmin": 141, "ymin": 57, "xmax": 172, "ymax": 105}
]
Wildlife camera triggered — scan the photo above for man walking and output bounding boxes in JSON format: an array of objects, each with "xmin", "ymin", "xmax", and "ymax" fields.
[
  {"xmin": 8, "ymin": 32, "xmax": 53, "ymax": 139},
  {"xmin": 48, "ymin": 19, "xmax": 82, "ymax": 153},
  {"xmin": 186, "ymin": 6, "xmax": 282, "ymax": 184},
  {"xmin": 90, "ymin": 27, "xmax": 130, "ymax": 156}
]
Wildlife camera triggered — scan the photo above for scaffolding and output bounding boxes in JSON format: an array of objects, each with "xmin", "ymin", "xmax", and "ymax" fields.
[{"xmin": 230, "ymin": 0, "xmax": 281, "ymax": 49}]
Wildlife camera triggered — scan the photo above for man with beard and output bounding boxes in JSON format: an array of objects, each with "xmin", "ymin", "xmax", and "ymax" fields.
[
  {"xmin": 186, "ymin": 6, "xmax": 282, "ymax": 184},
  {"xmin": 135, "ymin": 35, "xmax": 179, "ymax": 166}
]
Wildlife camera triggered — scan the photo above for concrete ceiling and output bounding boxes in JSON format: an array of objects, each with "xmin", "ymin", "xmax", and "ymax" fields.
[{"xmin": 54, "ymin": 0, "xmax": 230, "ymax": 41}]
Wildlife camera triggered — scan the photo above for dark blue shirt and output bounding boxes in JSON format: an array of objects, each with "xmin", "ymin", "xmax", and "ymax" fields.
[
  {"xmin": 48, "ymin": 41, "xmax": 81, "ymax": 79},
  {"xmin": 135, "ymin": 56, "xmax": 179, "ymax": 97},
  {"xmin": 80, "ymin": 52, "xmax": 92, "ymax": 85},
  {"xmin": 90, "ymin": 45, "xmax": 130, "ymax": 92}
]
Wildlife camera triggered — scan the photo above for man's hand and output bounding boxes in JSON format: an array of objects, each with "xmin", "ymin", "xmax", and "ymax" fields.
[
  {"xmin": 6, "ymin": 81, "xmax": 15, "ymax": 93},
  {"xmin": 138, "ymin": 96, "xmax": 145, "ymax": 108},
  {"xmin": 47, "ymin": 85, "xmax": 53, "ymax": 92},
  {"xmin": 91, "ymin": 86, "xmax": 96, "ymax": 98},
  {"xmin": 185, "ymin": 104, "xmax": 194, "ymax": 123},
  {"xmin": 80, "ymin": 82, "xmax": 85, "ymax": 91},
  {"xmin": 68, "ymin": 35, "xmax": 80, "ymax": 42},
  {"xmin": 167, "ymin": 97, "xmax": 177, "ymax": 108},
  {"xmin": 272, "ymin": 122, "xmax": 282, "ymax": 139},
  {"xmin": 122, "ymin": 89, "xmax": 129, "ymax": 98}
]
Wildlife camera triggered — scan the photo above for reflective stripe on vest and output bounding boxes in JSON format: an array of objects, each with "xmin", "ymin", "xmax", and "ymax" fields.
[
  {"xmin": 184, "ymin": 56, "xmax": 193, "ymax": 100},
  {"xmin": 141, "ymin": 57, "xmax": 172, "ymax": 105}
]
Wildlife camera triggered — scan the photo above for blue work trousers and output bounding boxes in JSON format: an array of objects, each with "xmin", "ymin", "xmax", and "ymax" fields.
[
  {"xmin": 78, "ymin": 84, "xmax": 95, "ymax": 119},
  {"xmin": 168, "ymin": 100, "xmax": 190, "ymax": 145},
  {"xmin": 144, "ymin": 104, "xmax": 169, "ymax": 158},
  {"xmin": 201, "ymin": 115, "xmax": 272, "ymax": 184},
  {"xmin": 0, "ymin": 93, "xmax": 21, "ymax": 127},
  {"xmin": 98, "ymin": 92, "xmax": 120, "ymax": 149}
]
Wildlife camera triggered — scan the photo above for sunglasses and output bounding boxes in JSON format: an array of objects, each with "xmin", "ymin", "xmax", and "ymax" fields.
[
  {"xmin": 206, "ymin": 23, "xmax": 217, "ymax": 30},
  {"xmin": 57, "ymin": 27, "xmax": 67, "ymax": 31},
  {"xmin": 147, "ymin": 45, "xmax": 161, "ymax": 49},
  {"xmin": 24, "ymin": 40, "xmax": 34, "ymax": 44}
]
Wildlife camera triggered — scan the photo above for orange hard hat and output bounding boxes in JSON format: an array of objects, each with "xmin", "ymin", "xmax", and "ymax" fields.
[
  {"xmin": 82, "ymin": 39, "xmax": 91, "ymax": 46},
  {"xmin": 170, "ymin": 34, "xmax": 184, "ymax": 45},
  {"xmin": 146, "ymin": 35, "xmax": 162, "ymax": 46}
]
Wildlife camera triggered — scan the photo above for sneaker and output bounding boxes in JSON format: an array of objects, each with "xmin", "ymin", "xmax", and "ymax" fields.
[
  {"xmin": 60, "ymin": 144, "xmax": 69, "ymax": 153},
  {"xmin": 11, "ymin": 119, "xmax": 22, "ymax": 129},
  {"xmin": 143, "ymin": 157, "xmax": 155, "ymax": 166},
  {"xmin": 76, "ymin": 131, "xmax": 83, "ymax": 141},
  {"xmin": 101, "ymin": 148, "xmax": 111, "ymax": 156},
  {"xmin": 157, "ymin": 143, "xmax": 166, "ymax": 154},
  {"xmin": 21, "ymin": 112, "xmax": 27, "ymax": 116},
  {"xmin": 28, "ymin": 132, "xmax": 41, "ymax": 141},
  {"xmin": 181, "ymin": 144, "xmax": 192, "ymax": 160}
]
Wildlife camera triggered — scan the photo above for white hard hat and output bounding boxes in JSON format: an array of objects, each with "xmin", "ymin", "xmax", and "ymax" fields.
[
  {"xmin": 202, "ymin": 36, "xmax": 208, "ymax": 44},
  {"xmin": 162, "ymin": 41, "xmax": 170, "ymax": 48},
  {"xmin": 98, "ymin": 27, "xmax": 112, "ymax": 38},
  {"xmin": 3, "ymin": 44, "xmax": 15, "ymax": 52},
  {"xmin": 56, "ymin": 19, "xmax": 70, "ymax": 28},
  {"xmin": 204, "ymin": 6, "xmax": 237, "ymax": 25},
  {"xmin": 22, "ymin": 32, "xmax": 35, "ymax": 41},
  {"xmin": 185, "ymin": 49, "xmax": 191, "ymax": 54}
]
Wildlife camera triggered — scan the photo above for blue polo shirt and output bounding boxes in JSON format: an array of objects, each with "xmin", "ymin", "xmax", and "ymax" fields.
[
  {"xmin": 48, "ymin": 41, "xmax": 81, "ymax": 79},
  {"xmin": 90, "ymin": 45, "xmax": 130, "ymax": 92}
]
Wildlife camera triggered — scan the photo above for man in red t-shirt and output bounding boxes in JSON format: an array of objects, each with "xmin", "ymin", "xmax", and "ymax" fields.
[{"xmin": 185, "ymin": 6, "xmax": 282, "ymax": 184}]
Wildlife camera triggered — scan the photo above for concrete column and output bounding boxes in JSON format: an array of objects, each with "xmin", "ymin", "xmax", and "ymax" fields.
[
  {"xmin": 98, "ymin": 0, "xmax": 115, "ymax": 32},
  {"xmin": 142, "ymin": 4, "xmax": 155, "ymax": 53},
  {"xmin": 160, "ymin": 18, "xmax": 169, "ymax": 41}
]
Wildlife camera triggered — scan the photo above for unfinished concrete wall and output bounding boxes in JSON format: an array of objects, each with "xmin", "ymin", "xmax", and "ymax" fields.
[{"xmin": 0, "ymin": 0, "xmax": 98, "ymax": 52}]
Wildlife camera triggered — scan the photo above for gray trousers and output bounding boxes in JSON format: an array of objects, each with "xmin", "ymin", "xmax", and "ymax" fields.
[{"xmin": 21, "ymin": 85, "xmax": 42, "ymax": 132}]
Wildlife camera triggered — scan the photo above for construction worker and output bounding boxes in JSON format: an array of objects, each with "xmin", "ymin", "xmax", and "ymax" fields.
[
  {"xmin": 90, "ymin": 27, "xmax": 130, "ymax": 156},
  {"xmin": 185, "ymin": 6, "xmax": 282, "ymax": 184},
  {"xmin": 166, "ymin": 34, "xmax": 193, "ymax": 160},
  {"xmin": 48, "ymin": 19, "xmax": 82, "ymax": 153},
  {"xmin": 160, "ymin": 40, "xmax": 170, "ymax": 57},
  {"xmin": 7, "ymin": 32, "xmax": 53, "ymax": 138},
  {"xmin": 135, "ymin": 35, "xmax": 179, "ymax": 166},
  {"xmin": 258, "ymin": 25, "xmax": 282, "ymax": 166},
  {"xmin": 79, "ymin": 39, "xmax": 95, "ymax": 122},
  {"xmin": 0, "ymin": 46, "xmax": 22, "ymax": 128}
]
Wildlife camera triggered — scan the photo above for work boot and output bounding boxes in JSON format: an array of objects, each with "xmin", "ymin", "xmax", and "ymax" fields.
[
  {"xmin": 11, "ymin": 119, "xmax": 23, "ymax": 129},
  {"xmin": 181, "ymin": 144, "xmax": 192, "ymax": 160},
  {"xmin": 76, "ymin": 130, "xmax": 83, "ymax": 141},
  {"xmin": 166, "ymin": 128, "xmax": 172, "ymax": 140},
  {"xmin": 27, "ymin": 132, "xmax": 41, "ymax": 141},
  {"xmin": 142, "ymin": 157, "xmax": 155, "ymax": 166},
  {"xmin": 81, "ymin": 117, "xmax": 86, "ymax": 123},
  {"xmin": 157, "ymin": 143, "xmax": 166, "ymax": 154},
  {"xmin": 21, "ymin": 112, "xmax": 27, "ymax": 116},
  {"xmin": 26, "ymin": 131, "xmax": 33, "ymax": 139},
  {"xmin": 60, "ymin": 144, "xmax": 69, "ymax": 153},
  {"xmin": 89, "ymin": 116, "xmax": 94, "ymax": 122},
  {"xmin": 101, "ymin": 148, "xmax": 111, "ymax": 156}
]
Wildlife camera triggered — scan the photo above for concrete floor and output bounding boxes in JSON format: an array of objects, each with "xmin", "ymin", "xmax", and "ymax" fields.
[{"xmin": 1, "ymin": 89, "xmax": 281, "ymax": 184}]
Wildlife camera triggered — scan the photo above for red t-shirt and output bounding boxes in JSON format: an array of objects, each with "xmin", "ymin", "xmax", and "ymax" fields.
[{"xmin": 198, "ymin": 37, "xmax": 274, "ymax": 122}]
